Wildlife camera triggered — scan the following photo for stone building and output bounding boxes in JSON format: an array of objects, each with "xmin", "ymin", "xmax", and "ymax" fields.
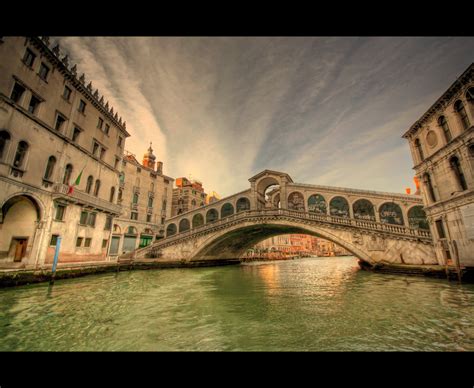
[
  {"xmin": 171, "ymin": 176, "xmax": 207, "ymax": 216},
  {"xmin": 403, "ymin": 63, "xmax": 474, "ymax": 268},
  {"xmin": 0, "ymin": 36, "xmax": 131, "ymax": 267},
  {"xmin": 110, "ymin": 145, "xmax": 173, "ymax": 256}
]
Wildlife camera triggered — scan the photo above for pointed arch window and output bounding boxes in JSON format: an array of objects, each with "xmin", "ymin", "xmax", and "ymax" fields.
[
  {"xmin": 94, "ymin": 179, "xmax": 101, "ymax": 197},
  {"xmin": 0, "ymin": 130, "xmax": 11, "ymax": 161},
  {"xmin": 414, "ymin": 138, "xmax": 424, "ymax": 162},
  {"xmin": 86, "ymin": 175, "xmax": 93, "ymax": 194},
  {"xmin": 43, "ymin": 156, "xmax": 56, "ymax": 180},
  {"xmin": 63, "ymin": 164, "xmax": 73, "ymax": 185},
  {"xmin": 423, "ymin": 173, "xmax": 436, "ymax": 203},
  {"xmin": 438, "ymin": 116, "xmax": 452, "ymax": 143},
  {"xmin": 454, "ymin": 100, "xmax": 470, "ymax": 130},
  {"xmin": 449, "ymin": 156, "xmax": 467, "ymax": 191}
]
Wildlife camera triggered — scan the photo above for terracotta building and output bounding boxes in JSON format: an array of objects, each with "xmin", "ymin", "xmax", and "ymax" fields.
[{"xmin": 171, "ymin": 176, "xmax": 207, "ymax": 216}]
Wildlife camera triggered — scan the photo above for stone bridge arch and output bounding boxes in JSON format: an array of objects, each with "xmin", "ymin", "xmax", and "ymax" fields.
[{"xmin": 191, "ymin": 220, "xmax": 373, "ymax": 264}]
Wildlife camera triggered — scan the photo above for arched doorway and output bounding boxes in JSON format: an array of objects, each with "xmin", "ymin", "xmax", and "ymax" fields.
[{"xmin": 0, "ymin": 195, "xmax": 42, "ymax": 263}]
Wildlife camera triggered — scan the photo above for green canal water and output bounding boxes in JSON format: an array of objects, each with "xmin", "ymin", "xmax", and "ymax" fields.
[{"xmin": 0, "ymin": 256, "xmax": 473, "ymax": 351}]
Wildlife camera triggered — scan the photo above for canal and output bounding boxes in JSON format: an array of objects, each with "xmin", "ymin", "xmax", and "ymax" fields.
[{"xmin": 0, "ymin": 256, "xmax": 473, "ymax": 351}]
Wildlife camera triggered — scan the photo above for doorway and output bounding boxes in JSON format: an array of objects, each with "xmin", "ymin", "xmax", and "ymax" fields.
[{"xmin": 11, "ymin": 238, "xmax": 28, "ymax": 262}]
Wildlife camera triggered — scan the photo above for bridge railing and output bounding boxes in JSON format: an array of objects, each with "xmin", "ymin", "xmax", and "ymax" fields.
[{"xmin": 148, "ymin": 208, "xmax": 432, "ymax": 253}]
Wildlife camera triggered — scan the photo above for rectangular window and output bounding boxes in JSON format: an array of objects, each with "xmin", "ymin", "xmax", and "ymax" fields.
[
  {"xmin": 38, "ymin": 63, "xmax": 50, "ymax": 81},
  {"xmin": 104, "ymin": 215, "xmax": 112, "ymax": 230},
  {"xmin": 435, "ymin": 220, "xmax": 446, "ymax": 239},
  {"xmin": 55, "ymin": 204, "xmax": 66, "ymax": 221},
  {"xmin": 100, "ymin": 147, "xmax": 106, "ymax": 160},
  {"xmin": 84, "ymin": 238, "xmax": 92, "ymax": 247},
  {"xmin": 104, "ymin": 124, "xmax": 110, "ymax": 135},
  {"xmin": 131, "ymin": 212, "xmax": 138, "ymax": 220},
  {"xmin": 146, "ymin": 214, "xmax": 152, "ymax": 223},
  {"xmin": 28, "ymin": 95, "xmax": 41, "ymax": 114},
  {"xmin": 114, "ymin": 157, "xmax": 120, "ymax": 169},
  {"xmin": 54, "ymin": 113, "xmax": 66, "ymax": 132},
  {"xmin": 50, "ymin": 234, "xmax": 59, "ymax": 246},
  {"xmin": 80, "ymin": 211, "xmax": 88, "ymax": 225},
  {"xmin": 72, "ymin": 127, "xmax": 81, "ymax": 142},
  {"xmin": 97, "ymin": 117, "xmax": 103, "ymax": 129},
  {"xmin": 23, "ymin": 48, "xmax": 36, "ymax": 67},
  {"xmin": 63, "ymin": 86, "xmax": 72, "ymax": 101},
  {"xmin": 161, "ymin": 217, "xmax": 165, "ymax": 225},
  {"xmin": 76, "ymin": 237, "xmax": 83, "ymax": 247},
  {"xmin": 92, "ymin": 142, "xmax": 99, "ymax": 156},
  {"xmin": 78, "ymin": 99, "xmax": 86, "ymax": 113},
  {"xmin": 88, "ymin": 212, "xmax": 97, "ymax": 227},
  {"xmin": 148, "ymin": 197, "xmax": 153, "ymax": 208},
  {"xmin": 102, "ymin": 239, "xmax": 108, "ymax": 248},
  {"xmin": 10, "ymin": 82, "xmax": 25, "ymax": 103},
  {"xmin": 118, "ymin": 136, "xmax": 123, "ymax": 147}
]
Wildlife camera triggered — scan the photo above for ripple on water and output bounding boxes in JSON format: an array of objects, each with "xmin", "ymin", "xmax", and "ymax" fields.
[{"xmin": 0, "ymin": 257, "xmax": 473, "ymax": 351}]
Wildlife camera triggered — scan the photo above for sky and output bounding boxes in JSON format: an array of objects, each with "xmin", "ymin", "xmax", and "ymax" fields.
[{"xmin": 54, "ymin": 37, "xmax": 474, "ymax": 197}]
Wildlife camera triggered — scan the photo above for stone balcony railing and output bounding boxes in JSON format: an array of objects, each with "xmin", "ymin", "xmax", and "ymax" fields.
[
  {"xmin": 53, "ymin": 183, "xmax": 122, "ymax": 215},
  {"xmin": 124, "ymin": 208, "xmax": 433, "ymax": 260}
]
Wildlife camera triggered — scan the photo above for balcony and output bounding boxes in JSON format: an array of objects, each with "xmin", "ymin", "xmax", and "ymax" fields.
[{"xmin": 53, "ymin": 183, "xmax": 122, "ymax": 215}]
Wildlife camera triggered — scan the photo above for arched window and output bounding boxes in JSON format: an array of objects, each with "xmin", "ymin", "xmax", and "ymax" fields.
[
  {"xmin": 423, "ymin": 173, "xmax": 436, "ymax": 203},
  {"xmin": 191, "ymin": 199, "xmax": 196, "ymax": 207},
  {"xmin": 166, "ymin": 223, "xmax": 177, "ymax": 237},
  {"xmin": 63, "ymin": 164, "xmax": 73, "ymax": 185},
  {"xmin": 221, "ymin": 203, "xmax": 234, "ymax": 218},
  {"xmin": 308, "ymin": 194, "xmax": 327, "ymax": 214},
  {"xmin": 118, "ymin": 188, "xmax": 123, "ymax": 202},
  {"xmin": 288, "ymin": 192, "xmax": 305, "ymax": 211},
  {"xmin": 86, "ymin": 175, "xmax": 93, "ymax": 194},
  {"xmin": 94, "ymin": 179, "xmax": 101, "ymax": 197},
  {"xmin": 162, "ymin": 199, "xmax": 167, "ymax": 210},
  {"xmin": 192, "ymin": 213, "xmax": 204, "ymax": 228},
  {"xmin": 469, "ymin": 144, "xmax": 474, "ymax": 157},
  {"xmin": 109, "ymin": 187, "xmax": 115, "ymax": 203},
  {"xmin": 449, "ymin": 156, "xmax": 467, "ymax": 191},
  {"xmin": 179, "ymin": 218, "xmax": 190, "ymax": 232},
  {"xmin": 329, "ymin": 196, "xmax": 349, "ymax": 218},
  {"xmin": 408, "ymin": 206, "xmax": 429, "ymax": 230},
  {"xmin": 352, "ymin": 199, "xmax": 375, "ymax": 221},
  {"xmin": 379, "ymin": 203, "xmax": 404, "ymax": 225},
  {"xmin": 0, "ymin": 130, "xmax": 11, "ymax": 160},
  {"xmin": 150, "ymin": 182, "xmax": 154, "ymax": 192},
  {"xmin": 454, "ymin": 100, "xmax": 470, "ymax": 130},
  {"xmin": 206, "ymin": 209, "xmax": 218, "ymax": 223},
  {"xmin": 414, "ymin": 138, "xmax": 424, "ymax": 162},
  {"xmin": 126, "ymin": 226, "xmax": 137, "ymax": 235},
  {"xmin": 13, "ymin": 141, "xmax": 28, "ymax": 168},
  {"xmin": 43, "ymin": 155, "xmax": 56, "ymax": 180},
  {"xmin": 133, "ymin": 193, "xmax": 139, "ymax": 204},
  {"xmin": 438, "ymin": 116, "xmax": 452, "ymax": 143},
  {"xmin": 236, "ymin": 197, "xmax": 250, "ymax": 212}
]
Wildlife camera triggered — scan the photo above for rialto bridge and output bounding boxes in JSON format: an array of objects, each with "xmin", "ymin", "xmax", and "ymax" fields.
[{"xmin": 121, "ymin": 170, "xmax": 437, "ymax": 266}]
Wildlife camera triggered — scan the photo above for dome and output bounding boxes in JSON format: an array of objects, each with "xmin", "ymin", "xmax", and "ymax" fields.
[{"xmin": 144, "ymin": 143, "xmax": 156, "ymax": 160}]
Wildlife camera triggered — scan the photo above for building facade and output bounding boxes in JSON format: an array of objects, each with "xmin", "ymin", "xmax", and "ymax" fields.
[
  {"xmin": 403, "ymin": 63, "xmax": 474, "ymax": 268},
  {"xmin": 171, "ymin": 177, "xmax": 207, "ymax": 216},
  {"xmin": 0, "ymin": 36, "xmax": 132, "ymax": 267},
  {"xmin": 110, "ymin": 146, "xmax": 173, "ymax": 256}
]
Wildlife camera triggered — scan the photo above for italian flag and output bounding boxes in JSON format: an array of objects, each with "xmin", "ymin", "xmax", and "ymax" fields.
[{"xmin": 67, "ymin": 168, "xmax": 83, "ymax": 195}]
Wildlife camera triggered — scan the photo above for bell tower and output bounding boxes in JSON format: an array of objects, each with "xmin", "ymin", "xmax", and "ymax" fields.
[{"xmin": 142, "ymin": 142, "xmax": 156, "ymax": 170}]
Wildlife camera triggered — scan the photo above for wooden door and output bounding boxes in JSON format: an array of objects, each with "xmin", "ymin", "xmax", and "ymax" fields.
[{"xmin": 13, "ymin": 239, "xmax": 27, "ymax": 262}]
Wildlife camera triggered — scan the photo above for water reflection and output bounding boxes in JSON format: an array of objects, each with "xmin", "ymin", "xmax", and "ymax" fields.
[{"xmin": 0, "ymin": 256, "xmax": 473, "ymax": 351}]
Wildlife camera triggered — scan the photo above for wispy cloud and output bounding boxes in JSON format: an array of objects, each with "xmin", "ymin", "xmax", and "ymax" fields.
[{"xmin": 56, "ymin": 37, "xmax": 474, "ymax": 196}]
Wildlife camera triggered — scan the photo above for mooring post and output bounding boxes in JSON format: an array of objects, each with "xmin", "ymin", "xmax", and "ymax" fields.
[{"xmin": 50, "ymin": 236, "xmax": 62, "ymax": 285}]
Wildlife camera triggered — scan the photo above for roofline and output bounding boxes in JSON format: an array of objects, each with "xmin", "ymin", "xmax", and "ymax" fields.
[{"xmin": 402, "ymin": 62, "xmax": 474, "ymax": 139}]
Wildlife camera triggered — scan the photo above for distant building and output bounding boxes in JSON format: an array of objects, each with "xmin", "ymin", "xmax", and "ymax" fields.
[
  {"xmin": 251, "ymin": 234, "xmax": 351, "ymax": 258},
  {"xmin": 110, "ymin": 145, "xmax": 174, "ymax": 256},
  {"xmin": 207, "ymin": 191, "xmax": 220, "ymax": 205},
  {"xmin": 171, "ymin": 176, "xmax": 207, "ymax": 216},
  {"xmin": 403, "ymin": 63, "xmax": 474, "ymax": 269}
]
